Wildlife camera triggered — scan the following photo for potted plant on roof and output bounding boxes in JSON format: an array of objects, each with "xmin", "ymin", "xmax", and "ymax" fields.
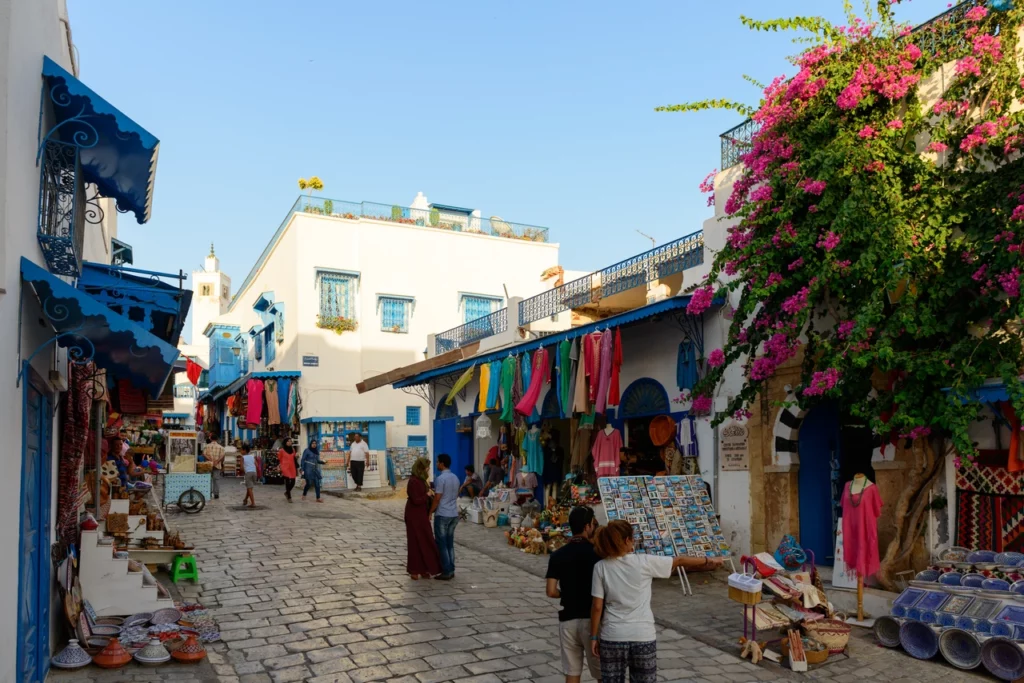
[{"xmin": 298, "ymin": 176, "xmax": 325, "ymax": 214}]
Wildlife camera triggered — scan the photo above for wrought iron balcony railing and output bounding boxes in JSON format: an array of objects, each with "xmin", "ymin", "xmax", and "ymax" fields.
[
  {"xmin": 518, "ymin": 231, "xmax": 705, "ymax": 327},
  {"xmin": 37, "ymin": 140, "xmax": 85, "ymax": 276},
  {"xmin": 296, "ymin": 196, "xmax": 550, "ymax": 242},
  {"xmin": 720, "ymin": 118, "xmax": 760, "ymax": 171},
  {"xmin": 435, "ymin": 307, "xmax": 508, "ymax": 356}
]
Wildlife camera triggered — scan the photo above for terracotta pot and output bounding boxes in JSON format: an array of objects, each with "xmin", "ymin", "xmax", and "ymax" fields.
[
  {"xmin": 93, "ymin": 637, "xmax": 132, "ymax": 669},
  {"xmin": 170, "ymin": 634, "xmax": 206, "ymax": 663}
]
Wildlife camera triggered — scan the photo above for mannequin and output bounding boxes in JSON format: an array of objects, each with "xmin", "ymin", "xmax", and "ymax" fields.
[
  {"xmin": 592, "ymin": 420, "xmax": 623, "ymax": 478},
  {"xmin": 841, "ymin": 472, "xmax": 882, "ymax": 621}
]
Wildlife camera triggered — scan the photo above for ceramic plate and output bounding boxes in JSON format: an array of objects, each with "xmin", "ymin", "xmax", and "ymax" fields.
[
  {"xmin": 969, "ymin": 550, "xmax": 998, "ymax": 563},
  {"xmin": 151, "ymin": 608, "xmax": 182, "ymax": 625},
  {"xmin": 915, "ymin": 569, "xmax": 941, "ymax": 582},
  {"xmin": 965, "ymin": 599, "xmax": 1000, "ymax": 620},
  {"xmin": 962, "ymin": 573, "xmax": 986, "ymax": 588},
  {"xmin": 939, "ymin": 595, "xmax": 975, "ymax": 614},
  {"xmin": 124, "ymin": 613, "xmax": 152, "ymax": 628},
  {"xmin": 91, "ymin": 625, "xmax": 121, "ymax": 636},
  {"xmin": 916, "ymin": 591, "xmax": 951, "ymax": 611},
  {"xmin": 994, "ymin": 605, "xmax": 1024, "ymax": 624}
]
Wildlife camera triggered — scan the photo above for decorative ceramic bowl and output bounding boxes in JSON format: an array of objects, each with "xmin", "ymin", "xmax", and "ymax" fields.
[
  {"xmin": 963, "ymin": 573, "xmax": 986, "ymax": 588},
  {"xmin": 992, "ymin": 621, "xmax": 1015, "ymax": 638},
  {"xmin": 942, "ymin": 546, "xmax": 971, "ymax": 562},
  {"xmin": 95, "ymin": 617, "xmax": 124, "ymax": 627},
  {"xmin": 921, "ymin": 610, "xmax": 938, "ymax": 624},
  {"xmin": 969, "ymin": 550, "xmax": 998, "ymax": 563},
  {"xmin": 956, "ymin": 616, "xmax": 976, "ymax": 631},
  {"xmin": 162, "ymin": 637, "xmax": 185, "ymax": 652},
  {"xmin": 976, "ymin": 563, "xmax": 1000, "ymax": 573},
  {"xmin": 113, "ymin": 551, "xmax": 129, "ymax": 560},
  {"xmin": 93, "ymin": 637, "xmax": 132, "ymax": 669},
  {"xmin": 151, "ymin": 608, "xmax": 182, "ymax": 625},
  {"xmin": 91, "ymin": 625, "xmax": 121, "ymax": 637},
  {"xmin": 939, "ymin": 628, "xmax": 983, "ymax": 670},
  {"xmin": 900, "ymin": 621, "xmax": 940, "ymax": 659},
  {"xmin": 941, "ymin": 572, "xmax": 965, "ymax": 586},
  {"xmin": 169, "ymin": 634, "xmax": 206, "ymax": 663},
  {"xmin": 997, "ymin": 552, "xmax": 1024, "ymax": 565},
  {"xmin": 915, "ymin": 569, "xmax": 941, "ymax": 582},
  {"xmin": 982, "ymin": 637, "xmax": 1024, "ymax": 680},
  {"xmin": 51, "ymin": 639, "xmax": 91, "ymax": 669},
  {"xmin": 908, "ymin": 607, "xmax": 923, "ymax": 621},
  {"xmin": 938, "ymin": 612, "xmax": 958, "ymax": 628},
  {"xmin": 983, "ymin": 578, "xmax": 1012, "ymax": 591},
  {"xmin": 975, "ymin": 619, "xmax": 993, "ymax": 635},
  {"xmin": 134, "ymin": 638, "xmax": 171, "ymax": 665},
  {"xmin": 124, "ymin": 612, "xmax": 152, "ymax": 628}
]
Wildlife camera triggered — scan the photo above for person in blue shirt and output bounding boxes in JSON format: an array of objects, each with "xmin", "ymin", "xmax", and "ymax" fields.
[{"xmin": 430, "ymin": 453, "xmax": 461, "ymax": 580}]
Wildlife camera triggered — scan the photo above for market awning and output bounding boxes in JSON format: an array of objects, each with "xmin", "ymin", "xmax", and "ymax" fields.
[
  {"xmin": 211, "ymin": 370, "xmax": 303, "ymax": 401},
  {"xmin": 375, "ymin": 295, "xmax": 709, "ymax": 391},
  {"xmin": 40, "ymin": 56, "xmax": 159, "ymax": 224},
  {"xmin": 21, "ymin": 257, "xmax": 179, "ymax": 398},
  {"xmin": 944, "ymin": 380, "xmax": 1022, "ymax": 404},
  {"xmin": 300, "ymin": 416, "xmax": 393, "ymax": 424}
]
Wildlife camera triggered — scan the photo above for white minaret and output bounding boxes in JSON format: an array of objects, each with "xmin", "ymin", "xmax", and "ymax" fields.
[{"xmin": 190, "ymin": 243, "xmax": 232, "ymax": 361}]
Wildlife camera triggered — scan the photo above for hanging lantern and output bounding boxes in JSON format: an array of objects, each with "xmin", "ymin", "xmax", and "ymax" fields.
[{"xmin": 475, "ymin": 413, "xmax": 492, "ymax": 439}]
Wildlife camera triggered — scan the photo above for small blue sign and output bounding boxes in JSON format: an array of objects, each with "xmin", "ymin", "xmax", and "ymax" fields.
[{"xmin": 302, "ymin": 355, "xmax": 319, "ymax": 367}]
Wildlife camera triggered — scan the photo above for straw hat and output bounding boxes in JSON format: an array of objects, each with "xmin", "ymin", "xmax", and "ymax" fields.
[{"xmin": 649, "ymin": 415, "xmax": 677, "ymax": 447}]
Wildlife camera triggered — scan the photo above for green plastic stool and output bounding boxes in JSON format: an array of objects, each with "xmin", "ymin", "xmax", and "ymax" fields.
[{"xmin": 171, "ymin": 554, "xmax": 199, "ymax": 583}]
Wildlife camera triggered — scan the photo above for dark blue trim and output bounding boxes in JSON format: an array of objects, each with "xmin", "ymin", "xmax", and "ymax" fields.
[
  {"xmin": 396, "ymin": 296, "xmax": 701, "ymax": 388},
  {"xmin": 162, "ymin": 412, "xmax": 189, "ymax": 419},
  {"xmin": 253, "ymin": 291, "xmax": 275, "ymax": 312},
  {"xmin": 429, "ymin": 203, "xmax": 474, "ymax": 214},
  {"xmin": 20, "ymin": 257, "xmax": 178, "ymax": 398},
  {"xmin": 618, "ymin": 377, "xmax": 670, "ymax": 419},
  {"xmin": 300, "ymin": 416, "xmax": 394, "ymax": 423},
  {"xmin": 40, "ymin": 56, "xmax": 159, "ymax": 224},
  {"xmin": 943, "ymin": 380, "xmax": 1021, "ymax": 404}
]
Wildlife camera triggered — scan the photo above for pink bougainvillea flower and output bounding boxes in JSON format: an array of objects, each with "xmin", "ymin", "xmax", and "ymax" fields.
[
  {"xmin": 766, "ymin": 273, "xmax": 784, "ymax": 287},
  {"xmin": 1012, "ymin": 204, "xmax": 1024, "ymax": 221},
  {"xmin": 998, "ymin": 267, "xmax": 1022, "ymax": 297},
  {"xmin": 972, "ymin": 264, "xmax": 988, "ymax": 281},
  {"xmin": 691, "ymin": 395, "xmax": 713, "ymax": 414},
  {"xmin": 955, "ymin": 55, "xmax": 982, "ymax": 78},
  {"xmin": 886, "ymin": 119, "xmax": 904, "ymax": 130},
  {"xmin": 965, "ymin": 5, "xmax": 988, "ymax": 21},
  {"xmin": 927, "ymin": 141, "xmax": 948, "ymax": 153},
  {"xmin": 817, "ymin": 231, "xmax": 842, "ymax": 251},
  {"xmin": 782, "ymin": 287, "xmax": 810, "ymax": 315},
  {"xmin": 707, "ymin": 349, "xmax": 726, "ymax": 368},
  {"xmin": 733, "ymin": 408, "xmax": 753, "ymax": 420},
  {"xmin": 800, "ymin": 178, "xmax": 827, "ymax": 195},
  {"xmin": 837, "ymin": 320, "xmax": 856, "ymax": 339},
  {"xmin": 858, "ymin": 125, "xmax": 877, "ymax": 139},
  {"xmin": 808, "ymin": 204, "xmax": 819, "ymax": 213},
  {"xmin": 802, "ymin": 368, "xmax": 841, "ymax": 396},
  {"xmin": 687, "ymin": 285, "xmax": 715, "ymax": 315},
  {"xmin": 973, "ymin": 34, "xmax": 1002, "ymax": 61},
  {"xmin": 788, "ymin": 257, "xmax": 805, "ymax": 271},
  {"xmin": 865, "ymin": 160, "xmax": 885, "ymax": 172}
]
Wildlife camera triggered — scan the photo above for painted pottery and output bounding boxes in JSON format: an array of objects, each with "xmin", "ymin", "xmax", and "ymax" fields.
[
  {"xmin": 975, "ymin": 619, "xmax": 993, "ymax": 634},
  {"xmin": 134, "ymin": 638, "xmax": 171, "ymax": 665},
  {"xmin": 93, "ymin": 637, "xmax": 132, "ymax": 669},
  {"xmin": 920, "ymin": 610, "xmax": 938, "ymax": 624},
  {"xmin": 940, "ymin": 572, "xmax": 964, "ymax": 586},
  {"xmin": 875, "ymin": 616, "xmax": 903, "ymax": 648},
  {"xmin": 963, "ymin": 573, "xmax": 986, "ymax": 588},
  {"xmin": 956, "ymin": 616, "xmax": 976, "ymax": 631},
  {"xmin": 151, "ymin": 607, "xmax": 182, "ymax": 625},
  {"xmin": 915, "ymin": 569, "xmax": 940, "ymax": 582},
  {"xmin": 938, "ymin": 612, "xmax": 957, "ymax": 628},
  {"xmin": 939, "ymin": 628, "xmax": 983, "ymax": 670},
  {"xmin": 983, "ymin": 578, "xmax": 1011, "ymax": 591},
  {"xmin": 80, "ymin": 513, "xmax": 98, "ymax": 531},
  {"xmin": 969, "ymin": 550, "xmax": 998, "ymax": 563},
  {"xmin": 992, "ymin": 621, "xmax": 1014, "ymax": 638},
  {"xmin": 907, "ymin": 607, "xmax": 923, "ymax": 621},
  {"xmin": 95, "ymin": 617, "xmax": 124, "ymax": 627},
  {"xmin": 982, "ymin": 636, "xmax": 1024, "ymax": 680},
  {"xmin": 91, "ymin": 625, "xmax": 121, "ymax": 637},
  {"xmin": 50, "ymin": 639, "xmax": 91, "ymax": 669},
  {"xmin": 124, "ymin": 612, "xmax": 152, "ymax": 628},
  {"xmin": 170, "ymin": 634, "xmax": 207, "ymax": 662},
  {"xmin": 996, "ymin": 552, "xmax": 1024, "ymax": 565},
  {"xmin": 900, "ymin": 621, "xmax": 940, "ymax": 659},
  {"xmin": 917, "ymin": 591, "xmax": 950, "ymax": 611},
  {"xmin": 941, "ymin": 546, "xmax": 971, "ymax": 562}
]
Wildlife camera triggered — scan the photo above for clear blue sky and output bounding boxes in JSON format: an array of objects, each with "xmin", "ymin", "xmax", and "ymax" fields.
[{"xmin": 68, "ymin": 0, "xmax": 941, "ymax": 339}]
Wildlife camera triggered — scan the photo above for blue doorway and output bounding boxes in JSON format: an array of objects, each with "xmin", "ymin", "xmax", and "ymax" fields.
[
  {"xmin": 798, "ymin": 402, "xmax": 841, "ymax": 566},
  {"xmin": 18, "ymin": 373, "xmax": 53, "ymax": 683}
]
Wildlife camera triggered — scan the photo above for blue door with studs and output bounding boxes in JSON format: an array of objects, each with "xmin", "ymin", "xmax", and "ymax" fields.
[{"xmin": 18, "ymin": 376, "xmax": 53, "ymax": 683}]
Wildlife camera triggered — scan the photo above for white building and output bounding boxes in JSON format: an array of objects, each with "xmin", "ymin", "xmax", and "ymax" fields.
[
  {"xmin": 0, "ymin": 1, "xmax": 188, "ymax": 680},
  {"xmin": 194, "ymin": 193, "xmax": 562, "ymax": 457}
]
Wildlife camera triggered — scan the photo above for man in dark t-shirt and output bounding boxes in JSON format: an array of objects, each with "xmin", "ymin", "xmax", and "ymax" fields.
[{"xmin": 546, "ymin": 507, "xmax": 601, "ymax": 683}]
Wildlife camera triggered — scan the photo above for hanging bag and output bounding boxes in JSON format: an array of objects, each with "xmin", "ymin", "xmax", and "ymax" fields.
[{"xmin": 774, "ymin": 534, "xmax": 807, "ymax": 570}]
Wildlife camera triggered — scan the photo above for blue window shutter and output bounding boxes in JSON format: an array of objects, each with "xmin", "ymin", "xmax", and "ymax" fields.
[
  {"xmin": 318, "ymin": 272, "xmax": 355, "ymax": 322},
  {"xmin": 380, "ymin": 297, "xmax": 410, "ymax": 333},
  {"xmin": 406, "ymin": 406, "xmax": 421, "ymax": 425},
  {"xmin": 463, "ymin": 296, "xmax": 496, "ymax": 323},
  {"xmin": 408, "ymin": 435, "xmax": 427, "ymax": 448}
]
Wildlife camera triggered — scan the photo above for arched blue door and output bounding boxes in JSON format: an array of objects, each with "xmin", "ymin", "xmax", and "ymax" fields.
[
  {"xmin": 432, "ymin": 401, "xmax": 472, "ymax": 477},
  {"xmin": 798, "ymin": 402, "xmax": 841, "ymax": 566}
]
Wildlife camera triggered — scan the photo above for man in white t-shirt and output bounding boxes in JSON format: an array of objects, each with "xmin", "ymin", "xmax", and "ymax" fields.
[{"xmin": 348, "ymin": 433, "xmax": 370, "ymax": 492}]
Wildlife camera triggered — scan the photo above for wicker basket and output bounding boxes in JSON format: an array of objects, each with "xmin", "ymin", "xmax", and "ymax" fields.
[
  {"xmin": 105, "ymin": 513, "xmax": 128, "ymax": 533},
  {"xmin": 803, "ymin": 613, "xmax": 851, "ymax": 654},
  {"xmin": 782, "ymin": 636, "xmax": 829, "ymax": 664}
]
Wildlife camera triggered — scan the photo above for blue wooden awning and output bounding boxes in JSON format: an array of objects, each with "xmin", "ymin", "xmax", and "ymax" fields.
[
  {"xmin": 21, "ymin": 257, "xmax": 179, "ymax": 398},
  {"xmin": 40, "ymin": 56, "xmax": 159, "ymax": 224}
]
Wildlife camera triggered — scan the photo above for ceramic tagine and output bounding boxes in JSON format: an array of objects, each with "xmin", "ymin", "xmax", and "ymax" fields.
[
  {"xmin": 80, "ymin": 513, "xmax": 98, "ymax": 531},
  {"xmin": 50, "ymin": 639, "xmax": 91, "ymax": 670},
  {"xmin": 170, "ymin": 634, "xmax": 207, "ymax": 663},
  {"xmin": 93, "ymin": 637, "xmax": 132, "ymax": 669},
  {"xmin": 134, "ymin": 638, "xmax": 171, "ymax": 665}
]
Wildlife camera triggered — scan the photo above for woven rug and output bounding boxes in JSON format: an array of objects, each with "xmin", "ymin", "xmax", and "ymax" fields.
[
  {"xmin": 956, "ymin": 463, "xmax": 1024, "ymax": 496},
  {"xmin": 956, "ymin": 490, "xmax": 1024, "ymax": 552}
]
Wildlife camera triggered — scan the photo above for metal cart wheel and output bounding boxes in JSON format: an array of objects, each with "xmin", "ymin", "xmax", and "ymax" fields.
[{"xmin": 177, "ymin": 488, "xmax": 206, "ymax": 514}]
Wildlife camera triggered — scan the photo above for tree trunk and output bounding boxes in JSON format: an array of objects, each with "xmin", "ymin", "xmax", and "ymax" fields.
[{"xmin": 875, "ymin": 436, "xmax": 947, "ymax": 591}]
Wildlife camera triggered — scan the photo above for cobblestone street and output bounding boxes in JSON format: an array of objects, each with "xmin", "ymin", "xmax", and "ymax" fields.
[{"xmin": 99, "ymin": 479, "xmax": 994, "ymax": 683}]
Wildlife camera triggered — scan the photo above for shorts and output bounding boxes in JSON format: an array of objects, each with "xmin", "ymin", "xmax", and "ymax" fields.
[
  {"xmin": 244, "ymin": 472, "xmax": 257, "ymax": 489},
  {"xmin": 558, "ymin": 618, "xmax": 601, "ymax": 678}
]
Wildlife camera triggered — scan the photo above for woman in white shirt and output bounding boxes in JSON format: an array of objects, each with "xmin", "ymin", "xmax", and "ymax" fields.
[{"xmin": 590, "ymin": 520, "xmax": 722, "ymax": 682}]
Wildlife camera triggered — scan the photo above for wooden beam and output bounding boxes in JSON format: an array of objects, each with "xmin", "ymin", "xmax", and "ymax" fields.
[{"xmin": 357, "ymin": 342, "xmax": 481, "ymax": 394}]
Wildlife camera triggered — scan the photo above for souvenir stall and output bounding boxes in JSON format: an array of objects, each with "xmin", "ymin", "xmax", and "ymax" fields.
[
  {"xmin": 162, "ymin": 430, "xmax": 211, "ymax": 511},
  {"xmin": 219, "ymin": 372, "xmax": 302, "ymax": 480}
]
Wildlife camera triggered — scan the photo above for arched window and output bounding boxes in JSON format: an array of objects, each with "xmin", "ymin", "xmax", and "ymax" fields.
[
  {"xmin": 436, "ymin": 401, "xmax": 459, "ymax": 420},
  {"xmin": 618, "ymin": 378, "xmax": 670, "ymax": 418}
]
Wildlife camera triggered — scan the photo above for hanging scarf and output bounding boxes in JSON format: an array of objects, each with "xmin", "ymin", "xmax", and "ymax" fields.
[
  {"xmin": 186, "ymin": 358, "xmax": 202, "ymax": 386},
  {"xmin": 445, "ymin": 365, "xmax": 476, "ymax": 406}
]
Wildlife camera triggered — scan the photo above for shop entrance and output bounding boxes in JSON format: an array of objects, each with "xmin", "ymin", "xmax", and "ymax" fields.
[
  {"xmin": 433, "ymin": 402, "xmax": 472, "ymax": 476},
  {"xmin": 18, "ymin": 373, "xmax": 52, "ymax": 683},
  {"xmin": 797, "ymin": 402, "xmax": 841, "ymax": 566}
]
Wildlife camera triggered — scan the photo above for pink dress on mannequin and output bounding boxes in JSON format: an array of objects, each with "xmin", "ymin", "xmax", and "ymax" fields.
[{"xmin": 841, "ymin": 479, "xmax": 882, "ymax": 578}]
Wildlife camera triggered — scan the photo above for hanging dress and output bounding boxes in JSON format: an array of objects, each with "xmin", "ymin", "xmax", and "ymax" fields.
[
  {"xmin": 277, "ymin": 378, "xmax": 292, "ymax": 425},
  {"xmin": 265, "ymin": 379, "xmax": 281, "ymax": 425},
  {"xmin": 841, "ymin": 481, "xmax": 883, "ymax": 578},
  {"xmin": 515, "ymin": 347, "xmax": 550, "ymax": 416},
  {"xmin": 594, "ymin": 331, "xmax": 614, "ymax": 415},
  {"xmin": 499, "ymin": 356, "xmax": 517, "ymax": 422},
  {"xmin": 607, "ymin": 328, "xmax": 623, "ymax": 407},
  {"xmin": 486, "ymin": 360, "xmax": 502, "ymax": 410},
  {"xmin": 245, "ymin": 379, "xmax": 265, "ymax": 425},
  {"xmin": 573, "ymin": 338, "xmax": 589, "ymax": 414},
  {"xmin": 478, "ymin": 364, "xmax": 491, "ymax": 412},
  {"xmin": 591, "ymin": 427, "xmax": 623, "ymax": 478}
]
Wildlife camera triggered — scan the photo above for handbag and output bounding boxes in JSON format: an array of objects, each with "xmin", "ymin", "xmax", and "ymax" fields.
[{"xmin": 774, "ymin": 534, "xmax": 807, "ymax": 570}]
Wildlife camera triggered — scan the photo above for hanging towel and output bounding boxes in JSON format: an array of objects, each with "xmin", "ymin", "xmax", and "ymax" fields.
[
  {"xmin": 499, "ymin": 356, "xmax": 517, "ymax": 422},
  {"xmin": 573, "ymin": 338, "xmax": 589, "ymax": 414},
  {"xmin": 277, "ymin": 378, "xmax": 291, "ymax": 424},
  {"xmin": 515, "ymin": 347, "xmax": 550, "ymax": 417},
  {"xmin": 677, "ymin": 340, "xmax": 699, "ymax": 391},
  {"xmin": 445, "ymin": 365, "xmax": 476, "ymax": 406},
  {"xmin": 246, "ymin": 378, "xmax": 265, "ymax": 425},
  {"xmin": 608, "ymin": 328, "xmax": 623, "ymax": 407},
  {"xmin": 559, "ymin": 340, "xmax": 572, "ymax": 417},
  {"xmin": 567, "ymin": 339, "xmax": 580, "ymax": 414},
  {"xmin": 522, "ymin": 351, "xmax": 532, "ymax": 390},
  {"xmin": 478, "ymin": 363, "xmax": 491, "ymax": 412},
  {"xmin": 487, "ymin": 360, "xmax": 502, "ymax": 409},
  {"xmin": 264, "ymin": 379, "xmax": 281, "ymax": 425},
  {"xmin": 595, "ymin": 331, "xmax": 614, "ymax": 415},
  {"xmin": 587, "ymin": 333, "xmax": 602, "ymax": 403}
]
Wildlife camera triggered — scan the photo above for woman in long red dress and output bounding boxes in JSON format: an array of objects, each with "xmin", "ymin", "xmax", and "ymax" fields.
[{"xmin": 405, "ymin": 457, "xmax": 442, "ymax": 579}]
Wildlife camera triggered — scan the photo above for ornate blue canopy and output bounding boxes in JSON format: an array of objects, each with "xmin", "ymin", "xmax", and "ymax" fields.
[
  {"xmin": 40, "ymin": 56, "xmax": 159, "ymax": 224},
  {"xmin": 21, "ymin": 257, "xmax": 179, "ymax": 398}
]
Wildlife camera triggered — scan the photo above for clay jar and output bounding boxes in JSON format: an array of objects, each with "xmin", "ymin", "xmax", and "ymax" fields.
[
  {"xmin": 92, "ymin": 637, "xmax": 132, "ymax": 669},
  {"xmin": 170, "ymin": 634, "xmax": 207, "ymax": 663}
]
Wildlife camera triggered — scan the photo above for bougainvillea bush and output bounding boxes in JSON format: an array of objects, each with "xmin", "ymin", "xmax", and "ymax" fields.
[
  {"xmin": 662, "ymin": 1, "xmax": 1024, "ymax": 583},
  {"xmin": 666, "ymin": 1, "xmax": 1023, "ymax": 456}
]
